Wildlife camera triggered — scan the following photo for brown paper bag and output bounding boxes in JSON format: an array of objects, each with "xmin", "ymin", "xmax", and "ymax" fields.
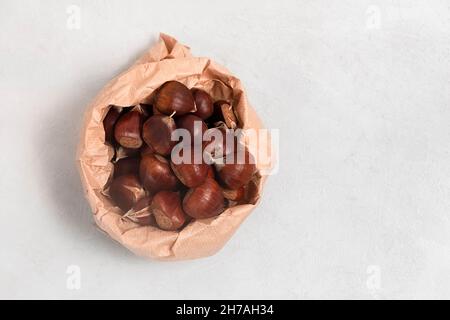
[{"xmin": 77, "ymin": 33, "xmax": 271, "ymax": 260}]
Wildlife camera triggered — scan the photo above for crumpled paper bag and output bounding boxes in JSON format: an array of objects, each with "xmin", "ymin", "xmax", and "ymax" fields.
[{"xmin": 77, "ymin": 33, "xmax": 271, "ymax": 260}]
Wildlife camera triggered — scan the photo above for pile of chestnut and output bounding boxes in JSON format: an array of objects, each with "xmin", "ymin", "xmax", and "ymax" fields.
[{"xmin": 103, "ymin": 81, "xmax": 258, "ymax": 231}]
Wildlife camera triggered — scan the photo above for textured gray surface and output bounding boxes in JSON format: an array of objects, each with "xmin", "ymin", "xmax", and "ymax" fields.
[{"xmin": 1, "ymin": 0, "xmax": 450, "ymax": 299}]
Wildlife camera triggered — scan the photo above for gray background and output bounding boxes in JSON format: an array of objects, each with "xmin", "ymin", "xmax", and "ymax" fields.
[{"xmin": 1, "ymin": 0, "xmax": 450, "ymax": 299}]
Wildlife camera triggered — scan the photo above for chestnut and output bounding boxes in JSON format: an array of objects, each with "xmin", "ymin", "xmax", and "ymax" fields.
[
  {"xmin": 109, "ymin": 174, "xmax": 146, "ymax": 212},
  {"xmin": 139, "ymin": 154, "xmax": 179, "ymax": 193},
  {"xmin": 142, "ymin": 115, "xmax": 177, "ymax": 156},
  {"xmin": 215, "ymin": 149, "xmax": 257, "ymax": 190},
  {"xmin": 151, "ymin": 191, "xmax": 187, "ymax": 231},
  {"xmin": 183, "ymin": 178, "xmax": 225, "ymax": 219},
  {"xmin": 170, "ymin": 148, "xmax": 210, "ymax": 188},
  {"xmin": 154, "ymin": 81, "xmax": 195, "ymax": 116},
  {"xmin": 175, "ymin": 114, "xmax": 207, "ymax": 146},
  {"xmin": 114, "ymin": 157, "xmax": 140, "ymax": 178},
  {"xmin": 103, "ymin": 106, "xmax": 122, "ymax": 144},
  {"xmin": 192, "ymin": 89, "xmax": 213, "ymax": 120},
  {"xmin": 114, "ymin": 106, "xmax": 144, "ymax": 149}
]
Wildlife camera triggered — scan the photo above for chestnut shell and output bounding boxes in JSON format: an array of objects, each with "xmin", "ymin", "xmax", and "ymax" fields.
[
  {"xmin": 176, "ymin": 114, "xmax": 207, "ymax": 146},
  {"xmin": 139, "ymin": 154, "xmax": 179, "ymax": 193},
  {"xmin": 154, "ymin": 81, "xmax": 195, "ymax": 116},
  {"xmin": 142, "ymin": 115, "xmax": 177, "ymax": 156},
  {"xmin": 216, "ymin": 149, "xmax": 257, "ymax": 190},
  {"xmin": 183, "ymin": 178, "xmax": 225, "ymax": 219},
  {"xmin": 220, "ymin": 102, "xmax": 238, "ymax": 129},
  {"xmin": 151, "ymin": 191, "xmax": 187, "ymax": 231},
  {"xmin": 192, "ymin": 89, "xmax": 214, "ymax": 120},
  {"xmin": 170, "ymin": 157, "xmax": 210, "ymax": 189},
  {"xmin": 114, "ymin": 109, "xmax": 144, "ymax": 149},
  {"xmin": 103, "ymin": 106, "xmax": 121, "ymax": 144},
  {"xmin": 109, "ymin": 174, "xmax": 145, "ymax": 212}
]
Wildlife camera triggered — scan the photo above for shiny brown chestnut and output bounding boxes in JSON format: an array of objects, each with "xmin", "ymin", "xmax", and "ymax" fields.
[
  {"xmin": 176, "ymin": 114, "xmax": 207, "ymax": 146},
  {"xmin": 154, "ymin": 81, "xmax": 195, "ymax": 116},
  {"xmin": 114, "ymin": 157, "xmax": 140, "ymax": 178},
  {"xmin": 151, "ymin": 191, "xmax": 187, "ymax": 231},
  {"xmin": 114, "ymin": 106, "xmax": 144, "ymax": 149},
  {"xmin": 103, "ymin": 106, "xmax": 122, "ymax": 144},
  {"xmin": 142, "ymin": 115, "xmax": 177, "ymax": 156},
  {"xmin": 170, "ymin": 148, "xmax": 210, "ymax": 188},
  {"xmin": 139, "ymin": 154, "xmax": 179, "ymax": 193},
  {"xmin": 109, "ymin": 174, "xmax": 146, "ymax": 212},
  {"xmin": 192, "ymin": 89, "xmax": 214, "ymax": 120},
  {"xmin": 215, "ymin": 149, "xmax": 257, "ymax": 190},
  {"xmin": 183, "ymin": 178, "xmax": 225, "ymax": 219}
]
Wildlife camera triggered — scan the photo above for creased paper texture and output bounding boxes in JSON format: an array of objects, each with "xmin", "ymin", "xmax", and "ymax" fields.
[{"xmin": 77, "ymin": 33, "xmax": 271, "ymax": 260}]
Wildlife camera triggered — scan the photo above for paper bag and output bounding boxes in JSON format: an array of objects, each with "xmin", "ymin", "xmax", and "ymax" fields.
[{"xmin": 77, "ymin": 34, "xmax": 271, "ymax": 260}]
